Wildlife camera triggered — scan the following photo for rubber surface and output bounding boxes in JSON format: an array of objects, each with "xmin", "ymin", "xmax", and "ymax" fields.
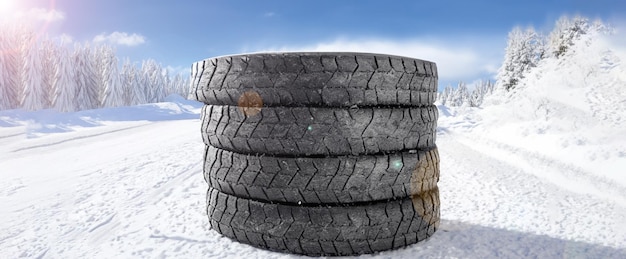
[
  {"xmin": 204, "ymin": 145, "xmax": 440, "ymax": 204},
  {"xmin": 191, "ymin": 52, "xmax": 438, "ymax": 107},
  {"xmin": 206, "ymin": 187, "xmax": 440, "ymax": 256},
  {"xmin": 200, "ymin": 105, "xmax": 438, "ymax": 156}
]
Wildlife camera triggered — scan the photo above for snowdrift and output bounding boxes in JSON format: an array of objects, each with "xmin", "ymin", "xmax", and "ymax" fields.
[{"xmin": 441, "ymin": 31, "xmax": 626, "ymax": 207}]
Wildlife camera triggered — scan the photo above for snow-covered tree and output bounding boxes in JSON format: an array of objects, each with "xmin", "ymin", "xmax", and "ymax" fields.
[
  {"xmin": 438, "ymin": 84, "xmax": 454, "ymax": 106},
  {"xmin": 73, "ymin": 43, "xmax": 100, "ymax": 110},
  {"xmin": 186, "ymin": 73, "xmax": 195, "ymax": 99},
  {"xmin": 162, "ymin": 68, "xmax": 172, "ymax": 97},
  {"xmin": 469, "ymin": 80, "xmax": 495, "ymax": 107},
  {"xmin": 52, "ymin": 48, "xmax": 77, "ymax": 112},
  {"xmin": 100, "ymin": 51, "xmax": 124, "ymax": 108},
  {"xmin": 142, "ymin": 59, "xmax": 165, "ymax": 103},
  {"xmin": 0, "ymin": 25, "xmax": 22, "ymax": 110},
  {"xmin": 548, "ymin": 16, "xmax": 590, "ymax": 58},
  {"xmin": 20, "ymin": 35, "xmax": 46, "ymax": 111},
  {"xmin": 170, "ymin": 73, "xmax": 190, "ymax": 98},
  {"xmin": 449, "ymin": 81, "xmax": 471, "ymax": 107},
  {"xmin": 92, "ymin": 45, "xmax": 116, "ymax": 107},
  {"xmin": 120, "ymin": 58, "xmax": 132, "ymax": 106},
  {"xmin": 41, "ymin": 39, "xmax": 60, "ymax": 109},
  {"xmin": 121, "ymin": 58, "xmax": 143, "ymax": 106},
  {"xmin": 438, "ymin": 80, "xmax": 495, "ymax": 108},
  {"xmin": 0, "ymin": 21, "xmax": 192, "ymax": 111},
  {"xmin": 496, "ymin": 27, "xmax": 544, "ymax": 91}
]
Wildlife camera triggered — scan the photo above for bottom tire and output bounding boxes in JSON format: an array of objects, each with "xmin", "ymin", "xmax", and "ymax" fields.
[{"xmin": 206, "ymin": 187, "xmax": 440, "ymax": 256}]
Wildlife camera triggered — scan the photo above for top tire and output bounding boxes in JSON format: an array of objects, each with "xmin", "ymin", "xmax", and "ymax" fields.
[{"xmin": 191, "ymin": 52, "xmax": 438, "ymax": 107}]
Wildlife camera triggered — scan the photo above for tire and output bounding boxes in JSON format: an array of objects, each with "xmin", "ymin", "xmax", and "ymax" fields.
[
  {"xmin": 191, "ymin": 52, "xmax": 438, "ymax": 107},
  {"xmin": 206, "ymin": 187, "xmax": 440, "ymax": 256},
  {"xmin": 204, "ymin": 145, "xmax": 439, "ymax": 204},
  {"xmin": 200, "ymin": 105, "xmax": 438, "ymax": 156}
]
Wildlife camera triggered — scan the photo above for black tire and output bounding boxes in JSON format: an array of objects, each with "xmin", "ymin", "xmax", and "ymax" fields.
[
  {"xmin": 206, "ymin": 187, "xmax": 440, "ymax": 256},
  {"xmin": 191, "ymin": 52, "xmax": 438, "ymax": 107},
  {"xmin": 204, "ymin": 145, "xmax": 439, "ymax": 204},
  {"xmin": 200, "ymin": 105, "xmax": 438, "ymax": 156}
]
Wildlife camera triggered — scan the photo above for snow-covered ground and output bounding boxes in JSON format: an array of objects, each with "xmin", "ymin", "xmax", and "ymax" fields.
[
  {"xmin": 1, "ymin": 88, "xmax": 625, "ymax": 258},
  {"xmin": 2, "ymin": 31, "xmax": 626, "ymax": 258}
]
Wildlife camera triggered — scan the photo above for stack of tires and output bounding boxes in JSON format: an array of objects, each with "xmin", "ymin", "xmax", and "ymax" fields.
[{"xmin": 191, "ymin": 52, "xmax": 440, "ymax": 256}]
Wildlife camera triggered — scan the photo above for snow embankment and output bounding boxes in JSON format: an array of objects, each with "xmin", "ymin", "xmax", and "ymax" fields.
[
  {"xmin": 435, "ymin": 30, "xmax": 626, "ymax": 253},
  {"xmin": 449, "ymin": 31, "xmax": 626, "ymax": 199},
  {"xmin": 0, "ymin": 94, "xmax": 201, "ymax": 138}
]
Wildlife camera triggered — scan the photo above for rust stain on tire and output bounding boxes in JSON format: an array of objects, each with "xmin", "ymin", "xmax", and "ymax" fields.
[
  {"xmin": 410, "ymin": 148, "xmax": 440, "ymax": 230},
  {"xmin": 411, "ymin": 187, "xmax": 441, "ymax": 233},
  {"xmin": 409, "ymin": 148, "xmax": 439, "ymax": 196},
  {"xmin": 238, "ymin": 90, "xmax": 263, "ymax": 116}
]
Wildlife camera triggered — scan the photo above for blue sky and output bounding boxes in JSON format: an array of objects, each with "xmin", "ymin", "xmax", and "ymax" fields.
[{"xmin": 4, "ymin": 0, "xmax": 626, "ymax": 88}]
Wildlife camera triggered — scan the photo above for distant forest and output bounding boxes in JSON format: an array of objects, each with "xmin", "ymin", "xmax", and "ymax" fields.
[
  {"xmin": 0, "ymin": 16, "xmax": 609, "ymax": 112},
  {"xmin": 0, "ymin": 23, "xmax": 190, "ymax": 112}
]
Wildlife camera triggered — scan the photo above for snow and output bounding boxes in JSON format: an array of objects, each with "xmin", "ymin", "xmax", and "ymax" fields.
[
  {"xmin": 2, "ymin": 25, "xmax": 626, "ymax": 258},
  {"xmin": 1, "ymin": 88, "xmax": 625, "ymax": 258}
]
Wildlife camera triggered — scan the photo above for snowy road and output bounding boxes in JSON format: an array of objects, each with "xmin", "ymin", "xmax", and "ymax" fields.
[{"xmin": 1, "ymin": 115, "xmax": 625, "ymax": 258}]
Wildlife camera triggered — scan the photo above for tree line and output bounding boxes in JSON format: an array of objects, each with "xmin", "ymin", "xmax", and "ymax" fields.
[
  {"xmin": 0, "ymin": 23, "xmax": 190, "ymax": 112},
  {"xmin": 1, "ymin": 16, "xmax": 608, "ymax": 111},
  {"xmin": 438, "ymin": 80, "xmax": 495, "ymax": 107},
  {"xmin": 438, "ymin": 15, "xmax": 609, "ymax": 107}
]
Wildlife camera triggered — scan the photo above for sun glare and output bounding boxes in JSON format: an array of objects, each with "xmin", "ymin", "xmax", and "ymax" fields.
[{"xmin": 0, "ymin": 0, "xmax": 16, "ymax": 13}]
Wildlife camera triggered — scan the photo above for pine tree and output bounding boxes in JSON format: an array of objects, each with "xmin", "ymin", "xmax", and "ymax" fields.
[
  {"xmin": 549, "ymin": 16, "xmax": 590, "ymax": 58},
  {"xmin": 131, "ymin": 66, "xmax": 149, "ymax": 105},
  {"xmin": 73, "ymin": 43, "xmax": 100, "ymax": 110},
  {"xmin": 469, "ymin": 80, "xmax": 495, "ymax": 107},
  {"xmin": 142, "ymin": 59, "xmax": 165, "ymax": 103},
  {"xmin": 455, "ymin": 81, "xmax": 471, "ymax": 107},
  {"xmin": 120, "ymin": 58, "xmax": 134, "ymax": 106},
  {"xmin": 20, "ymin": 35, "xmax": 46, "ymax": 111},
  {"xmin": 0, "ymin": 25, "xmax": 22, "ymax": 110},
  {"xmin": 496, "ymin": 27, "xmax": 543, "ymax": 91},
  {"xmin": 182, "ymin": 75, "xmax": 191, "ymax": 99},
  {"xmin": 152, "ymin": 62, "xmax": 165, "ymax": 103},
  {"xmin": 101, "ymin": 52, "xmax": 124, "ymax": 108},
  {"xmin": 185, "ymin": 74, "xmax": 194, "ymax": 100},
  {"xmin": 438, "ymin": 84, "xmax": 454, "ymax": 106},
  {"xmin": 41, "ymin": 39, "xmax": 59, "ymax": 109},
  {"xmin": 172, "ymin": 73, "xmax": 188, "ymax": 98},
  {"xmin": 92, "ymin": 45, "xmax": 115, "ymax": 107},
  {"xmin": 162, "ymin": 68, "xmax": 171, "ymax": 97},
  {"xmin": 469, "ymin": 81, "xmax": 484, "ymax": 107},
  {"xmin": 484, "ymin": 80, "xmax": 495, "ymax": 98},
  {"xmin": 52, "ymin": 48, "xmax": 77, "ymax": 112}
]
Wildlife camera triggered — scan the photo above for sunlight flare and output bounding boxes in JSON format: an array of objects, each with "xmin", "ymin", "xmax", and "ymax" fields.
[{"xmin": 0, "ymin": 0, "xmax": 17, "ymax": 15}]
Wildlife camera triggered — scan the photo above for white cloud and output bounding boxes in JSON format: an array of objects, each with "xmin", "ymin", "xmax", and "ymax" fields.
[
  {"xmin": 264, "ymin": 12, "xmax": 275, "ymax": 17},
  {"xmin": 93, "ymin": 32, "xmax": 146, "ymax": 46},
  {"xmin": 15, "ymin": 8, "xmax": 65, "ymax": 22},
  {"xmin": 258, "ymin": 37, "xmax": 504, "ymax": 84}
]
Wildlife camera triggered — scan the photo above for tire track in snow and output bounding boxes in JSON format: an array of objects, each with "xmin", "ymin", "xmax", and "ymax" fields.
[
  {"xmin": 0, "ymin": 132, "xmax": 24, "ymax": 139},
  {"xmin": 452, "ymin": 132, "xmax": 626, "ymax": 207},
  {"xmin": 437, "ymin": 131, "xmax": 626, "ymax": 249},
  {"xmin": 0, "ymin": 120, "xmax": 209, "ymax": 258},
  {"xmin": 11, "ymin": 123, "xmax": 153, "ymax": 153}
]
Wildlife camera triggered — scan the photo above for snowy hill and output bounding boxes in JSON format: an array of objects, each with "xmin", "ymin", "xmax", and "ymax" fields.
[
  {"xmin": 457, "ymin": 30, "xmax": 626, "ymax": 202},
  {"xmin": 1, "ymin": 84, "xmax": 625, "ymax": 259}
]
